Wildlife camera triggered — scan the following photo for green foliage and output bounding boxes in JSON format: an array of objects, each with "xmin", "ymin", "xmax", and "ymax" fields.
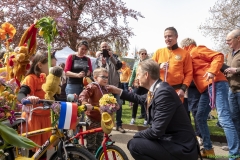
[
  {"xmin": 0, "ymin": 123, "xmax": 39, "ymax": 149},
  {"xmin": 35, "ymin": 17, "xmax": 58, "ymax": 44}
]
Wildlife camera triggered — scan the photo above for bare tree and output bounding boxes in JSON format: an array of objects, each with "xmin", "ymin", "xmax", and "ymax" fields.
[
  {"xmin": 0, "ymin": 0, "xmax": 144, "ymax": 55},
  {"xmin": 199, "ymin": 0, "xmax": 240, "ymax": 53}
]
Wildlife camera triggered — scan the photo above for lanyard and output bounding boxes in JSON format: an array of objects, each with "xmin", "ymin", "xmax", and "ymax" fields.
[{"xmin": 208, "ymin": 80, "xmax": 215, "ymax": 109}]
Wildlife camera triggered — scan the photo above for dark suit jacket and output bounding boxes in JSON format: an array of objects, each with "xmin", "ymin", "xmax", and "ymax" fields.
[{"xmin": 121, "ymin": 80, "xmax": 198, "ymax": 160}]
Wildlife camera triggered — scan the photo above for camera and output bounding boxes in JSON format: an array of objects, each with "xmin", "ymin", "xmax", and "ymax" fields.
[{"xmin": 102, "ymin": 49, "xmax": 110, "ymax": 58}]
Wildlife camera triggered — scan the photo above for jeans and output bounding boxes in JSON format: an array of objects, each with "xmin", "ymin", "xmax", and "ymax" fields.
[
  {"xmin": 113, "ymin": 94, "xmax": 123, "ymax": 127},
  {"xmin": 65, "ymin": 83, "xmax": 84, "ymax": 122},
  {"xmin": 228, "ymin": 89, "xmax": 240, "ymax": 147},
  {"xmin": 65, "ymin": 83, "xmax": 83, "ymax": 95},
  {"xmin": 121, "ymin": 83, "xmax": 129, "ymax": 92},
  {"xmin": 132, "ymin": 87, "xmax": 148, "ymax": 119},
  {"xmin": 197, "ymin": 81, "xmax": 239, "ymax": 159},
  {"xmin": 188, "ymin": 86, "xmax": 201, "ymax": 137}
]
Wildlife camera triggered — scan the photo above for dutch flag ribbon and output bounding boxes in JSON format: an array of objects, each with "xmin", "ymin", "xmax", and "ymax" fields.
[{"xmin": 58, "ymin": 102, "xmax": 78, "ymax": 129}]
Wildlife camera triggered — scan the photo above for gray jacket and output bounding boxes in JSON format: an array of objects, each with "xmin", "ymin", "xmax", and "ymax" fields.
[{"xmin": 96, "ymin": 54, "xmax": 122, "ymax": 87}]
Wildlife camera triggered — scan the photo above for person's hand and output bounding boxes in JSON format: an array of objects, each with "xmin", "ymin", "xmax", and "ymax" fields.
[
  {"xmin": 85, "ymin": 103, "xmax": 93, "ymax": 111},
  {"xmin": 224, "ymin": 67, "xmax": 237, "ymax": 74},
  {"xmin": 26, "ymin": 96, "xmax": 40, "ymax": 105},
  {"xmin": 101, "ymin": 56, "xmax": 107, "ymax": 65},
  {"xmin": 106, "ymin": 85, "xmax": 122, "ymax": 94},
  {"xmin": 77, "ymin": 71, "xmax": 85, "ymax": 78},
  {"xmin": 177, "ymin": 89, "xmax": 185, "ymax": 98},
  {"xmin": 160, "ymin": 62, "xmax": 169, "ymax": 70},
  {"xmin": 108, "ymin": 50, "xmax": 113, "ymax": 57},
  {"xmin": 203, "ymin": 72, "xmax": 215, "ymax": 81},
  {"xmin": 128, "ymin": 87, "xmax": 133, "ymax": 92}
]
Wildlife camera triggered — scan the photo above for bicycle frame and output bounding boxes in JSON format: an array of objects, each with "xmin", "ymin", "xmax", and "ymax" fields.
[
  {"xmin": 69, "ymin": 124, "xmax": 115, "ymax": 160},
  {"xmin": 15, "ymin": 126, "xmax": 64, "ymax": 160}
]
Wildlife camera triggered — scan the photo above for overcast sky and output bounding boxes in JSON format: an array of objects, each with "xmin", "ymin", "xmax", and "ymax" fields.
[{"xmin": 122, "ymin": 0, "xmax": 218, "ymax": 57}]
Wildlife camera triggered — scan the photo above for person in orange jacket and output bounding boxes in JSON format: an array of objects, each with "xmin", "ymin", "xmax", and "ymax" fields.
[
  {"xmin": 181, "ymin": 38, "xmax": 239, "ymax": 160},
  {"xmin": 152, "ymin": 27, "xmax": 192, "ymax": 102}
]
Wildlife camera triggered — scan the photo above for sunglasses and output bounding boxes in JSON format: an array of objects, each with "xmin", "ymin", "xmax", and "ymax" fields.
[
  {"xmin": 141, "ymin": 53, "xmax": 147, "ymax": 55},
  {"xmin": 99, "ymin": 76, "xmax": 108, "ymax": 80}
]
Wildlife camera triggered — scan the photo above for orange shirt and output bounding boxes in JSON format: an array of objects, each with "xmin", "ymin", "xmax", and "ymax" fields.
[
  {"xmin": 120, "ymin": 66, "xmax": 131, "ymax": 83},
  {"xmin": 152, "ymin": 47, "xmax": 193, "ymax": 87},
  {"xmin": 190, "ymin": 45, "xmax": 227, "ymax": 93}
]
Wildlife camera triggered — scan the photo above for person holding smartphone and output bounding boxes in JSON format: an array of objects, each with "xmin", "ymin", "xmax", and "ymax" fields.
[{"xmin": 95, "ymin": 42, "xmax": 125, "ymax": 133}]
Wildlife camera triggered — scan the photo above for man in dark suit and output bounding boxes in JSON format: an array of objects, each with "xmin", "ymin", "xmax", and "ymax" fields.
[{"xmin": 106, "ymin": 59, "xmax": 198, "ymax": 160}]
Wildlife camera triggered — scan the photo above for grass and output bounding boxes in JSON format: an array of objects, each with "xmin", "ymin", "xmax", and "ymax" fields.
[{"xmin": 121, "ymin": 101, "xmax": 225, "ymax": 136}]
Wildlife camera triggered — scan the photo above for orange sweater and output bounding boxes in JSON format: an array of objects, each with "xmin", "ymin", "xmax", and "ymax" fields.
[
  {"xmin": 152, "ymin": 46, "xmax": 193, "ymax": 89},
  {"xmin": 190, "ymin": 45, "xmax": 227, "ymax": 93},
  {"xmin": 120, "ymin": 66, "xmax": 131, "ymax": 83}
]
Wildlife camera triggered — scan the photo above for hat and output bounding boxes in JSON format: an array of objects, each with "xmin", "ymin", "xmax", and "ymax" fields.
[{"xmin": 101, "ymin": 112, "xmax": 114, "ymax": 134}]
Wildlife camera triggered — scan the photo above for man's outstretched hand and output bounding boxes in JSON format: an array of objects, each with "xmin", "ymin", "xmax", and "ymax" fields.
[{"xmin": 106, "ymin": 85, "xmax": 122, "ymax": 95}]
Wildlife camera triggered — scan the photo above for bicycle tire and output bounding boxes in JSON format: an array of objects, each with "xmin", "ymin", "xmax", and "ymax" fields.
[
  {"xmin": 49, "ymin": 146, "xmax": 97, "ymax": 160},
  {"xmin": 97, "ymin": 145, "xmax": 129, "ymax": 160},
  {"xmin": 3, "ymin": 148, "xmax": 15, "ymax": 160}
]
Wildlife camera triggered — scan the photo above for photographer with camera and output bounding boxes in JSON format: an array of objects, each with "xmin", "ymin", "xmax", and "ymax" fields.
[{"xmin": 95, "ymin": 42, "xmax": 125, "ymax": 133}]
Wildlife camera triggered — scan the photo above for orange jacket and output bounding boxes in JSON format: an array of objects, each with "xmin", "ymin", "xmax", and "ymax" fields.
[
  {"xmin": 189, "ymin": 45, "xmax": 227, "ymax": 93},
  {"xmin": 152, "ymin": 47, "xmax": 193, "ymax": 88}
]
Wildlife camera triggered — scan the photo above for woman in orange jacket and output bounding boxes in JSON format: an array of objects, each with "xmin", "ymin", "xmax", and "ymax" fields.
[{"xmin": 181, "ymin": 38, "xmax": 239, "ymax": 160}]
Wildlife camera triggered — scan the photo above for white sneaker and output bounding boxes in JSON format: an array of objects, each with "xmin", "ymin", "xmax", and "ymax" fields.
[
  {"xmin": 130, "ymin": 118, "xmax": 135, "ymax": 125},
  {"xmin": 143, "ymin": 120, "xmax": 148, "ymax": 127},
  {"xmin": 196, "ymin": 136, "xmax": 203, "ymax": 146}
]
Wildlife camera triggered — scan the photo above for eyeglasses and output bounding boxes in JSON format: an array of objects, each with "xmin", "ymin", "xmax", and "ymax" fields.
[
  {"xmin": 141, "ymin": 53, "xmax": 147, "ymax": 55},
  {"xmin": 99, "ymin": 76, "xmax": 108, "ymax": 80}
]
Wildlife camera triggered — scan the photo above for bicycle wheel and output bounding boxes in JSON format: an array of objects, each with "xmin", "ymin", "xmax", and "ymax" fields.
[
  {"xmin": 97, "ymin": 145, "xmax": 129, "ymax": 160},
  {"xmin": 49, "ymin": 146, "xmax": 96, "ymax": 160}
]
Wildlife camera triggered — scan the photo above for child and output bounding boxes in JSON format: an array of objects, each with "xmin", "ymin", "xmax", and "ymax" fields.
[
  {"xmin": 78, "ymin": 67, "xmax": 109, "ymax": 154},
  {"xmin": 17, "ymin": 53, "xmax": 50, "ymax": 160}
]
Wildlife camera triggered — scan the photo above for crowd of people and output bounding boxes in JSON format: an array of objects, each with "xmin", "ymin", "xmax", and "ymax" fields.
[{"xmin": 14, "ymin": 26, "xmax": 240, "ymax": 160}]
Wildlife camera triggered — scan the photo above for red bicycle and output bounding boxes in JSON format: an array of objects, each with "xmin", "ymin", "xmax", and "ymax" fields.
[{"xmin": 68, "ymin": 106, "xmax": 129, "ymax": 160}]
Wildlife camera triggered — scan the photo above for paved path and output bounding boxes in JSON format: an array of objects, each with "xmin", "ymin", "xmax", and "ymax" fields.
[{"xmin": 47, "ymin": 128, "xmax": 230, "ymax": 160}]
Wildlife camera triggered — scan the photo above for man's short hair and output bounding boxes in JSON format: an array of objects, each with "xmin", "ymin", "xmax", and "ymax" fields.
[
  {"xmin": 165, "ymin": 27, "xmax": 178, "ymax": 36},
  {"xmin": 138, "ymin": 59, "xmax": 160, "ymax": 80},
  {"xmin": 180, "ymin": 38, "xmax": 197, "ymax": 48}
]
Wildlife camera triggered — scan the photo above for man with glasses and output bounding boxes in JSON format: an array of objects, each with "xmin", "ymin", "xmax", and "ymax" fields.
[
  {"xmin": 95, "ymin": 42, "xmax": 125, "ymax": 133},
  {"xmin": 152, "ymin": 27, "xmax": 192, "ymax": 104},
  {"xmin": 223, "ymin": 29, "xmax": 240, "ymax": 154}
]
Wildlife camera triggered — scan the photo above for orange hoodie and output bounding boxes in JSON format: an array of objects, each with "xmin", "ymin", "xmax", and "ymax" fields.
[
  {"xmin": 152, "ymin": 46, "xmax": 193, "ymax": 90},
  {"xmin": 188, "ymin": 45, "xmax": 227, "ymax": 93}
]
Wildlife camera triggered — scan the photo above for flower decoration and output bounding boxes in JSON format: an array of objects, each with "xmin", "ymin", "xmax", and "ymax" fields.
[
  {"xmin": 99, "ymin": 94, "xmax": 120, "ymax": 114},
  {"xmin": 39, "ymin": 73, "xmax": 46, "ymax": 82},
  {"xmin": 0, "ymin": 77, "xmax": 21, "ymax": 124},
  {"xmin": 35, "ymin": 17, "xmax": 59, "ymax": 68},
  {"xmin": 0, "ymin": 22, "xmax": 16, "ymax": 40}
]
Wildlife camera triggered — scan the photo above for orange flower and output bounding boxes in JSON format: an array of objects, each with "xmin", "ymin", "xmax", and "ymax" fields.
[{"xmin": 0, "ymin": 22, "xmax": 16, "ymax": 40}]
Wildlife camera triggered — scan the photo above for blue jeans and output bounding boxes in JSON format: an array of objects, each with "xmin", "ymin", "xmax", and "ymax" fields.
[
  {"xmin": 228, "ymin": 89, "xmax": 240, "ymax": 147},
  {"xmin": 197, "ymin": 81, "xmax": 239, "ymax": 159},
  {"xmin": 113, "ymin": 94, "xmax": 123, "ymax": 127},
  {"xmin": 65, "ymin": 83, "xmax": 83, "ymax": 95},
  {"xmin": 121, "ymin": 83, "xmax": 129, "ymax": 92},
  {"xmin": 188, "ymin": 86, "xmax": 201, "ymax": 137}
]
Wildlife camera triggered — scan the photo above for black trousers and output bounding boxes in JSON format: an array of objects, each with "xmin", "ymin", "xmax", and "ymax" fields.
[
  {"xmin": 131, "ymin": 86, "xmax": 148, "ymax": 119},
  {"xmin": 127, "ymin": 137, "xmax": 198, "ymax": 160}
]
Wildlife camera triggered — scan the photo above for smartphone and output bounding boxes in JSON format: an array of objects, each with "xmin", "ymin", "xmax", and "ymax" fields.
[{"xmin": 102, "ymin": 49, "xmax": 110, "ymax": 58}]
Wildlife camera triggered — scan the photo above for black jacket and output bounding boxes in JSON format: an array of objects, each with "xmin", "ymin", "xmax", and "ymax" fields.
[{"xmin": 121, "ymin": 80, "xmax": 198, "ymax": 160}]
